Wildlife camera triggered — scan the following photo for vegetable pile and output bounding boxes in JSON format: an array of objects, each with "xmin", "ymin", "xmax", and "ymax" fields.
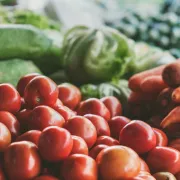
[{"xmin": 0, "ymin": 73, "xmax": 179, "ymax": 180}]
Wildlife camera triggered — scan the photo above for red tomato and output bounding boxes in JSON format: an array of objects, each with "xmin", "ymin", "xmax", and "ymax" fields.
[
  {"xmin": 64, "ymin": 116, "xmax": 97, "ymax": 148},
  {"xmin": 58, "ymin": 83, "xmax": 81, "ymax": 110},
  {"xmin": 153, "ymin": 128, "xmax": 168, "ymax": 146},
  {"xmin": 38, "ymin": 126, "xmax": 73, "ymax": 162},
  {"xmin": 29, "ymin": 105, "xmax": 65, "ymax": 131},
  {"xmin": 89, "ymin": 145, "xmax": 109, "ymax": 159},
  {"xmin": 33, "ymin": 175, "xmax": 59, "ymax": 180},
  {"xmin": 16, "ymin": 109, "xmax": 32, "ymax": 133},
  {"xmin": 0, "ymin": 84, "xmax": 21, "ymax": 113},
  {"xmin": 53, "ymin": 105, "xmax": 76, "ymax": 121},
  {"xmin": 24, "ymin": 76, "xmax": 58, "ymax": 108},
  {"xmin": 139, "ymin": 158, "xmax": 150, "ymax": 172},
  {"xmin": 16, "ymin": 130, "xmax": 41, "ymax": 146},
  {"xmin": 61, "ymin": 154, "xmax": 98, "ymax": 180},
  {"xmin": 169, "ymin": 138, "xmax": 180, "ymax": 151},
  {"xmin": 95, "ymin": 136, "xmax": 119, "ymax": 146},
  {"xmin": 71, "ymin": 135, "xmax": 88, "ymax": 155},
  {"xmin": 120, "ymin": 120, "xmax": 156, "ymax": 154},
  {"xmin": 108, "ymin": 116, "xmax": 131, "ymax": 140},
  {"xmin": 0, "ymin": 122, "xmax": 11, "ymax": 152},
  {"xmin": 84, "ymin": 114, "xmax": 110, "ymax": 137},
  {"xmin": 50, "ymin": 99, "xmax": 63, "ymax": 109},
  {"xmin": 101, "ymin": 96, "xmax": 122, "ymax": 117},
  {"xmin": 77, "ymin": 98, "xmax": 110, "ymax": 121},
  {"xmin": 17, "ymin": 73, "xmax": 40, "ymax": 96},
  {"xmin": 146, "ymin": 146, "xmax": 180, "ymax": 174},
  {"xmin": 128, "ymin": 171, "xmax": 156, "ymax": 180},
  {"xmin": 176, "ymin": 172, "xmax": 180, "ymax": 180},
  {"xmin": 0, "ymin": 111, "xmax": 20, "ymax": 139},
  {"xmin": 96, "ymin": 146, "xmax": 141, "ymax": 180},
  {"xmin": 4, "ymin": 141, "xmax": 41, "ymax": 180}
]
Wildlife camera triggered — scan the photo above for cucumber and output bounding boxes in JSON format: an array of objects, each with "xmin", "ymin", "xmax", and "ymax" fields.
[
  {"xmin": 0, "ymin": 24, "xmax": 52, "ymax": 60},
  {"xmin": 0, "ymin": 59, "xmax": 42, "ymax": 86}
]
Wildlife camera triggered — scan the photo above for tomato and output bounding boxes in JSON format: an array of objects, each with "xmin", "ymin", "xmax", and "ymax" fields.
[
  {"xmin": 61, "ymin": 154, "xmax": 98, "ymax": 180},
  {"xmin": 153, "ymin": 128, "xmax": 168, "ymax": 146},
  {"xmin": 139, "ymin": 158, "xmax": 150, "ymax": 172},
  {"xmin": 58, "ymin": 83, "xmax": 81, "ymax": 110},
  {"xmin": 128, "ymin": 171, "xmax": 156, "ymax": 180},
  {"xmin": 169, "ymin": 138, "xmax": 180, "ymax": 151},
  {"xmin": 38, "ymin": 126, "xmax": 73, "ymax": 162},
  {"xmin": 89, "ymin": 145, "xmax": 109, "ymax": 159},
  {"xmin": 120, "ymin": 120, "xmax": 156, "ymax": 154},
  {"xmin": 29, "ymin": 105, "xmax": 65, "ymax": 131},
  {"xmin": 84, "ymin": 114, "xmax": 110, "ymax": 137},
  {"xmin": 108, "ymin": 116, "xmax": 131, "ymax": 140},
  {"xmin": 64, "ymin": 116, "xmax": 97, "ymax": 148},
  {"xmin": 33, "ymin": 175, "xmax": 59, "ymax": 180},
  {"xmin": 101, "ymin": 96, "xmax": 122, "ymax": 117},
  {"xmin": 0, "ymin": 122, "xmax": 11, "ymax": 152},
  {"xmin": 0, "ymin": 83, "xmax": 21, "ymax": 113},
  {"xmin": 95, "ymin": 136, "xmax": 119, "ymax": 146},
  {"xmin": 0, "ymin": 165, "xmax": 6, "ymax": 180},
  {"xmin": 153, "ymin": 172, "xmax": 177, "ymax": 180},
  {"xmin": 24, "ymin": 76, "xmax": 58, "ymax": 108},
  {"xmin": 0, "ymin": 111, "xmax": 20, "ymax": 139},
  {"xmin": 17, "ymin": 73, "xmax": 40, "ymax": 96},
  {"xmin": 50, "ymin": 99, "xmax": 63, "ymax": 109},
  {"xmin": 16, "ymin": 130, "xmax": 41, "ymax": 146},
  {"xmin": 16, "ymin": 109, "xmax": 32, "ymax": 133},
  {"xmin": 71, "ymin": 135, "xmax": 88, "ymax": 155},
  {"xmin": 176, "ymin": 172, "xmax": 180, "ymax": 180},
  {"xmin": 146, "ymin": 146, "xmax": 180, "ymax": 174},
  {"xmin": 96, "ymin": 146, "xmax": 141, "ymax": 180},
  {"xmin": 77, "ymin": 98, "xmax": 110, "ymax": 121},
  {"xmin": 53, "ymin": 105, "xmax": 76, "ymax": 121},
  {"xmin": 4, "ymin": 141, "xmax": 41, "ymax": 180}
]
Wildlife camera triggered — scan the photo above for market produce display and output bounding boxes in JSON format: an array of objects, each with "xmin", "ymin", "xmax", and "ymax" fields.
[{"xmin": 0, "ymin": 73, "xmax": 178, "ymax": 180}]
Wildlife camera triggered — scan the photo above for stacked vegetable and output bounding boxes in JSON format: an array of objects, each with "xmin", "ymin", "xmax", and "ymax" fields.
[
  {"xmin": 128, "ymin": 60, "xmax": 180, "ymax": 138},
  {"xmin": 0, "ymin": 73, "xmax": 179, "ymax": 180}
]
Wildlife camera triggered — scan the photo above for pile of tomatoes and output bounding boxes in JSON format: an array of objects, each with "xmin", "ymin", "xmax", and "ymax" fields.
[{"xmin": 0, "ymin": 73, "xmax": 179, "ymax": 180}]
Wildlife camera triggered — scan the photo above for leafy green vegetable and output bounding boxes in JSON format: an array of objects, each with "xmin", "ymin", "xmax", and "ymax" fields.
[
  {"xmin": 62, "ymin": 25, "xmax": 135, "ymax": 84},
  {"xmin": 0, "ymin": 59, "xmax": 42, "ymax": 86},
  {"xmin": 1, "ymin": 0, "xmax": 17, "ymax": 5}
]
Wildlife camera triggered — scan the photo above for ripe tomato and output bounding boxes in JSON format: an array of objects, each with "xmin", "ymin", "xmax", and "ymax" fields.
[
  {"xmin": 50, "ymin": 99, "xmax": 63, "ymax": 109},
  {"xmin": 96, "ymin": 146, "xmax": 141, "ymax": 180},
  {"xmin": 146, "ymin": 146, "xmax": 180, "ymax": 174},
  {"xmin": 153, "ymin": 128, "xmax": 168, "ymax": 146},
  {"xmin": 64, "ymin": 116, "xmax": 97, "ymax": 148},
  {"xmin": 77, "ymin": 98, "xmax": 110, "ymax": 121},
  {"xmin": 128, "ymin": 171, "xmax": 156, "ymax": 180},
  {"xmin": 101, "ymin": 96, "xmax": 122, "ymax": 117},
  {"xmin": 169, "ymin": 138, "xmax": 180, "ymax": 151},
  {"xmin": 33, "ymin": 175, "xmax": 59, "ymax": 180},
  {"xmin": 0, "ymin": 111, "xmax": 20, "ymax": 139},
  {"xmin": 139, "ymin": 158, "xmax": 150, "ymax": 172},
  {"xmin": 29, "ymin": 105, "xmax": 65, "ymax": 131},
  {"xmin": 95, "ymin": 136, "xmax": 119, "ymax": 146},
  {"xmin": 16, "ymin": 109, "xmax": 32, "ymax": 133},
  {"xmin": 84, "ymin": 114, "xmax": 110, "ymax": 137},
  {"xmin": 108, "ymin": 116, "xmax": 130, "ymax": 140},
  {"xmin": 120, "ymin": 120, "xmax": 156, "ymax": 154},
  {"xmin": 17, "ymin": 73, "xmax": 40, "ymax": 96},
  {"xmin": 0, "ymin": 122, "xmax": 11, "ymax": 152},
  {"xmin": 71, "ymin": 135, "xmax": 88, "ymax": 155},
  {"xmin": 61, "ymin": 154, "xmax": 98, "ymax": 180},
  {"xmin": 58, "ymin": 83, "xmax": 81, "ymax": 110},
  {"xmin": 0, "ymin": 83, "xmax": 21, "ymax": 113},
  {"xmin": 16, "ymin": 130, "xmax": 41, "ymax": 146},
  {"xmin": 89, "ymin": 145, "xmax": 109, "ymax": 159},
  {"xmin": 53, "ymin": 105, "xmax": 76, "ymax": 121},
  {"xmin": 4, "ymin": 141, "xmax": 41, "ymax": 180},
  {"xmin": 38, "ymin": 126, "xmax": 73, "ymax": 162},
  {"xmin": 24, "ymin": 76, "xmax": 58, "ymax": 108}
]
